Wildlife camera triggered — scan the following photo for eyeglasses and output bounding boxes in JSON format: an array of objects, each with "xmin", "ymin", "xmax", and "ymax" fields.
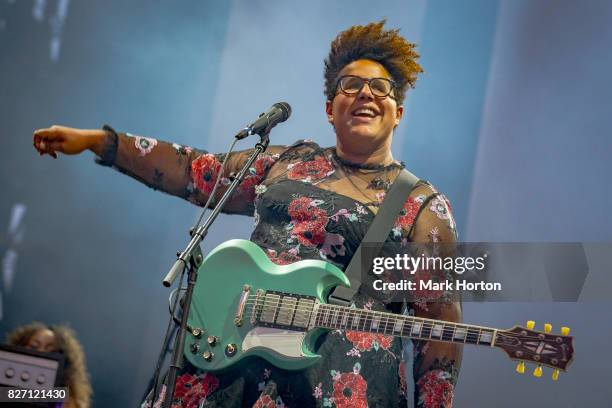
[{"xmin": 335, "ymin": 75, "xmax": 396, "ymax": 99}]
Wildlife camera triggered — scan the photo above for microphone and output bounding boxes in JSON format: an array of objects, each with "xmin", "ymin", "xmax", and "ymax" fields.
[{"xmin": 235, "ymin": 102, "xmax": 291, "ymax": 140}]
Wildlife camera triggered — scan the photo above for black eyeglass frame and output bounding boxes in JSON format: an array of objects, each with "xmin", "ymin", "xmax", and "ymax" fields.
[{"xmin": 334, "ymin": 75, "xmax": 398, "ymax": 100}]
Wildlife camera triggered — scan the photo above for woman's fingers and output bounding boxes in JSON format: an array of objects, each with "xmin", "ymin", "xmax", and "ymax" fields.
[
  {"xmin": 34, "ymin": 127, "xmax": 57, "ymax": 138},
  {"xmin": 33, "ymin": 130, "xmax": 45, "ymax": 153},
  {"xmin": 34, "ymin": 126, "xmax": 60, "ymax": 144},
  {"xmin": 33, "ymin": 126, "xmax": 65, "ymax": 156}
]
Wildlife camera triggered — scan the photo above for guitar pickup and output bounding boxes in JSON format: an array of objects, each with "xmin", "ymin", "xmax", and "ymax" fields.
[{"xmin": 250, "ymin": 290, "xmax": 316, "ymax": 331}]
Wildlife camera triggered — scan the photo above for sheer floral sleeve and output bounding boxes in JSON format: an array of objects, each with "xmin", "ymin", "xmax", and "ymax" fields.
[
  {"xmin": 96, "ymin": 128, "xmax": 288, "ymax": 215},
  {"xmin": 405, "ymin": 184, "xmax": 462, "ymax": 408}
]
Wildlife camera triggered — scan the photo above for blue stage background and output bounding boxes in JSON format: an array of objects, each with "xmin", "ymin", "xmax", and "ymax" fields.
[{"xmin": 1, "ymin": 0, "xmax": 611, "ymax": 406}]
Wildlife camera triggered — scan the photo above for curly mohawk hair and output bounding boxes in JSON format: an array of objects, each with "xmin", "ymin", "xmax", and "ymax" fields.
[{"xmin": 324, "ymin": 20, "xmax": 423, "ymax": 106}]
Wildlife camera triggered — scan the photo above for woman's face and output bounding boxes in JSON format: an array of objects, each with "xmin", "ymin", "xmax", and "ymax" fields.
[
  {"xmin": 326, "ymin": 59, "xmax": 403, "ymax": 151},
  {"xmin": 25, "ymin": 329, "xmax": 58, "ymax": 353}
]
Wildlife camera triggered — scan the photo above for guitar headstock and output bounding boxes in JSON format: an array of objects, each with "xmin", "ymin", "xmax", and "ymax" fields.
[{"xmin": 494, "ymin": 321, "xmax": 574, "ymax": 380}]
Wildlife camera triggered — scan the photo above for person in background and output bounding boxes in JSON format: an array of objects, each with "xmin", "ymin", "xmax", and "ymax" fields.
[{"xmin": 7, "ymin": 322, "xmax": 92, "ymax": 408}]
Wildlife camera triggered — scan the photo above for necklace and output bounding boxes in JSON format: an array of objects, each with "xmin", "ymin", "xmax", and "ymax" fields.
[
  {"xmin": 330, "ymin": 148, "xmax": 404, "ymax": 171},
  {"xmin": 329, "ymin": 148, "xmax": 404, "ymax": 191}
]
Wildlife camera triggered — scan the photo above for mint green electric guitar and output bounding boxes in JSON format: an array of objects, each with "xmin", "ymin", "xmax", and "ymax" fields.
[{"xmin": 184, "ymin": 240, "xmax": 574, "ymax": 380}]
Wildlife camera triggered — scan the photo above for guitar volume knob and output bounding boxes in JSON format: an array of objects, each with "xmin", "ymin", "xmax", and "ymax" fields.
[
  {"xmin": 202, "ymin": 351, "xmax": 214, "ymax": 362},
  {"xmin": 190, "ymin": 343, "xmax": 200, "ymax": 354},
  {"xmin": 225, "ymin": 343, "xmax": 237, "ymax": 357},
  {"xmin": 191, "ymin": 328, "xmax": 204, "ymax": 338},
  {"xmin": 207, "ymin": 336, "xmax": 218, "ymax": 346}
]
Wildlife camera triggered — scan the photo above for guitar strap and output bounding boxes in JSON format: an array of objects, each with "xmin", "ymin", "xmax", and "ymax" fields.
[{"xmin": 328, "ymin": 169, "xmax": 420, "ymax": 306}]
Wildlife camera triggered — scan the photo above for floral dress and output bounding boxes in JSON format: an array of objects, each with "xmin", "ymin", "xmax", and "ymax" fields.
[{"xmin": 100, "ymin": 130, "xmax": 461, "ymax": 408}]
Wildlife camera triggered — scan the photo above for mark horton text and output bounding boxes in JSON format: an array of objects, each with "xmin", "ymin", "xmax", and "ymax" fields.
[
  {"xmin": 371, "ymin": 253, "xmax": 502, "ymax": 292},
  {"xmin": 372, "ymin": 279, "xmax": 502, "ymax": 292}
]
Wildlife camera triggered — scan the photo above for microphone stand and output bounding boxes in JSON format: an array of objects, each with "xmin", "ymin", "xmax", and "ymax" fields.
[{"xmin": 160, "ymin": 132, "xmax": 270, "ymax": 408}]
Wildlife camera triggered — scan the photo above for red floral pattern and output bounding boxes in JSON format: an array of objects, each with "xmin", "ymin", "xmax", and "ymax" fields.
[
  {"xmin": 239, "ymin": 174, "xmax": 262, "ymax": 202},
  {"xmin": 395, "ymin": 196, "xmax": 421, "ymax": 229},
  {"xmin": 238, "ymin": 155, "xmax": 279, "ymax": 201},
  {"xmin": 332, "ymin": 372, "xmax": 368, "ymax": 408},
  {"xmin": 252, "ymin": 394, "xmax": 276, "ymax": 408},
  {"xmin": 254, "ymin": 155, "xmax": 277, "ymax": 175},
  {"xmin": 287, "ymin": 196, "xmax": 329, "ymax": 247},
  {"xmin": 376, "ymin": 334, "xmax": 393, "ymax": 350},
  {"xmin": 191, "ymin": 154, "xmax": 222, "ymax": 194},
  {"xmin": 345, "ymin": 331, "xmax": 393, "ymax": 352},
  {"xmin": 173, "ymin": 373, "xmax": 219, "ymax": 408},
  {"xmin": 266, "ymin": 249, "xmax": 301, "ymax": 265},
  {"xmin": 191, "ymin": 153, "xmax": 277, "ymax": 200},
  {"xmin": 288, "ymin": 197, "xmax": 317, "ymax": 221},
  {"xmin": 292, "ymin": 219, "xmax": 327, "ymax": 247},
  {"xmin": 287, "ymin": 157, "xmax": 334, "ymax": 182},
  {"xmin": 416, "ymin": 369, "xmax": 454, "ymax": 408}
]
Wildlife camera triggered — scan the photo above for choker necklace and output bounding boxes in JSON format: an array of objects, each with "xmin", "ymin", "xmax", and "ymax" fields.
[{"xmin": 331, "ymin": 148, "xmax": 404, "ymax": 171}]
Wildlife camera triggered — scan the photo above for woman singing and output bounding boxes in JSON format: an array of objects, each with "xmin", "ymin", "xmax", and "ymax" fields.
[{"xmin": 33, "ymin": 21, "xmax": 461, "ymax": 408}]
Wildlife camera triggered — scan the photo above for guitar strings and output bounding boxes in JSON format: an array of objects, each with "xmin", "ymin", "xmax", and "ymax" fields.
[
  {"xmin": 241, "ymin": 303, "xmax": 542, "ymax": 345},
  {"xmin": 241, "ymin": 295, "xmax": 491, "ymax": 332},
  {"xmin": 234, "ymin": 299, "xmax": 538, "ymax": 343},
  {"xmin": 236, "ymin": 296, "xmax": 564, "ymax": 344},
  {"xmin": 241, "ymin": 296, "xmax": 499, "ymax": 335}
]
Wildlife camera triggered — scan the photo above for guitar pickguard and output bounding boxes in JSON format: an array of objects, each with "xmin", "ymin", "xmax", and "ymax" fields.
[{"xmin": 242, "ymin": 327, "xmax": 306, "ymax": 359}]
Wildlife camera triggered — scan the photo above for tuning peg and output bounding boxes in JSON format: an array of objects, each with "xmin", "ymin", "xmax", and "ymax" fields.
[
  {"xmin": 533, "ymin": 365, "xmax": 542, "ymax": 377},
  {"xmin": 516, "ymin": 361, "xmax": 525, "ymax": 374},
  {"xmin": 561, "ymin": 326, "xmax": 570, "ymax": 336},
  {"xmin": 526, "ymin": 320, "xmax": 535, "ymax": 330},
  {"xmin": 544, "ymin": 323, "xmax": 552, "ymax": 333},
  {"xmin": 552, "ymin": 369, "xmax": 560, "ymax": 381}
]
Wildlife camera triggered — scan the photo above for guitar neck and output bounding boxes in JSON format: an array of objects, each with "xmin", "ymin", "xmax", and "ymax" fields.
[
  {"xmin": 251, "ymin": 290, "xmax": 573, "ymax": 372},
  {"xmin": 314, "ymin": 303, "xmax": 498, "ymax": 347}
]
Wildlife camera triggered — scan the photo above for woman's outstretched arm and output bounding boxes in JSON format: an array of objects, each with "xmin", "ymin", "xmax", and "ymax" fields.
[{"xmin": 33, "ymin": 125, "xmax": 287, "ymax": 215}]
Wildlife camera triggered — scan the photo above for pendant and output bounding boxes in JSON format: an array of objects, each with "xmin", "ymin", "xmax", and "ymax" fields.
[{"xmin": 368, "ymin": 177, "xmax": 391, "ymax": 190}]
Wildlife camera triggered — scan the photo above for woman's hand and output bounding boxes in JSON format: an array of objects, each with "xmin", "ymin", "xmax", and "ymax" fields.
[{"xmin": 33, "ymin": 125, "xmax": 106, "ymax": 158}]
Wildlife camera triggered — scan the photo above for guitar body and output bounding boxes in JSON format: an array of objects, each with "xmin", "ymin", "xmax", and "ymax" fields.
[{"xmin": 185, "ymin": 239, "xmax": 349, "ymax": 371}]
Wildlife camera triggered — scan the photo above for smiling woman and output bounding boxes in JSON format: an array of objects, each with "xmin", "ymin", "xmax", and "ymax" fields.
[
  {"xmin": 32, "ymin": 21, "xmax": 461, "ymax": 407},
  {"xmin": 326, "ymin": 59, "xmax": 405, "ymax": 164}
]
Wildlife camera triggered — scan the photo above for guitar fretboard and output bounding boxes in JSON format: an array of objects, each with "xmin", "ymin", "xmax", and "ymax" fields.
[
  {"xmin": 252, "ymin": 291, "xmax": 496, "ymax": 346},
  {"xmin": 314, "ymin": 304, "xmax": 495, "ymax": 345}
]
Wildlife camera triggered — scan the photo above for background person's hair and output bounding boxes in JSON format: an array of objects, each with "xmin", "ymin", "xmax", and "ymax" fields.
[
  {"xmin": 7, "ymin": 322, "xmax": 93, "ymax": 408},
  {"xmin": 324, "ymin": 20, "xmax": 423, "ymax": 106}
]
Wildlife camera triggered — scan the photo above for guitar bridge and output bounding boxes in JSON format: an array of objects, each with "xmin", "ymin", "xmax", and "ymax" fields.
[{"xmin": 234, "ymin": 285, "xmax": 251, "ymax": 326}]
